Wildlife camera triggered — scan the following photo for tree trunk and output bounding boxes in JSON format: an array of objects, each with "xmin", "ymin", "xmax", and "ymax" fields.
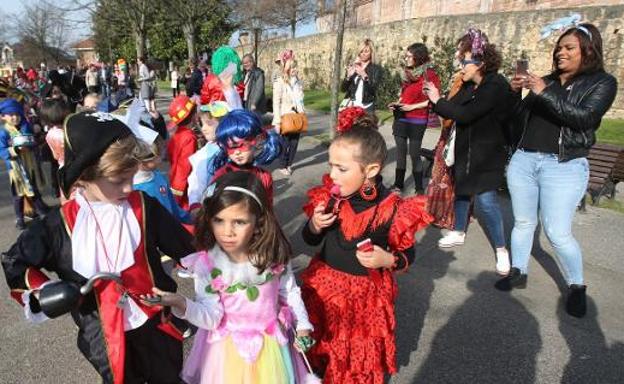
[
  {"xmin": 253, "ymin": 28, "xmax": 260, "ymax": 63},
  {"xmin": 291, "ymin": 18, "xmax": 296, "ymax": 38},
  {"xmin": 329, "ymin": 0, "xmax": 348, "ymax": 137},
  {"xmin": 183, "ymin": 23, "xmax": 196, "ymax": 60},
  {"xmin": 135, "ymin": 31, "xmax": 146, "ymax": 59}
]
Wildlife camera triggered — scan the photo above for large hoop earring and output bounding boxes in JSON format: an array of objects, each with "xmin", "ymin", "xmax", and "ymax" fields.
[{"xmin": 359, "ymin": 180, "xmax": 377, "ymax": 201}]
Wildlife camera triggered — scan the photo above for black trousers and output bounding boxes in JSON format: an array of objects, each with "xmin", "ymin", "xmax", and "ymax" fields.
[
  {"xmin": 281, "ymin": 133, "xmax": 301, "ymax": 168},
  {"xmin": 78, "ymin": 313, "xmax": 183, "ymax": 384},
  {"xmin": 392, "ymin": 120, "xmax": 426, "ymax": 188}
]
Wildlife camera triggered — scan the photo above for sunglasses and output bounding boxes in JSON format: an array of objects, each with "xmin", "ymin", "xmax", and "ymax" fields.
[
  {"xmin": 224, "ymin": 138, "xmax": 257, "ymax": 155},
  {"xmin": 460, "ymin": 59, "xmax": 482, "ymax": 68}
]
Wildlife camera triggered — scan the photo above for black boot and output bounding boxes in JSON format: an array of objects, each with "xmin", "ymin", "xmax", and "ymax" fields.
[
  {"xmin": 494, "ymin": 267, "xmax": 527, "ymax": 291},
  {"xmin": 566, "ymin": 284, "xmax": 587, "ymax": 318},
  {"xmin": 13, "ymin": 197, "xmax": 26, "ymax": 230},
  {"xmin": 413, "ymin": 171, "xmax": 424, "ymax": 194},
  {"xmin": 391, "ymin": 168, "xmax": 406, "ymax": 191}
]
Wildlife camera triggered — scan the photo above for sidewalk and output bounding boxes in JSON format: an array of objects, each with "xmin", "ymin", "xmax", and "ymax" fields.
[{"xmin": 272, "ymin": 109, "xmax": 624, "ymax": 383}]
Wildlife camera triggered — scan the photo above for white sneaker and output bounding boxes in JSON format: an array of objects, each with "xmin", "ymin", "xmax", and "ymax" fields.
[
  {"xmin": 438, "ymin": 231, "xmax": 465, "ymax": 248},
  {"xmin": 495, "ymin": 248, "xmax": 511, "ymax": 276}
]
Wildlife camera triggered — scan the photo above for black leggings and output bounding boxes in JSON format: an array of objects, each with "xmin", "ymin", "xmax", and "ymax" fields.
[{"xmin": 281, "ymin": 133, "xmax": 301, "ymax": 168}]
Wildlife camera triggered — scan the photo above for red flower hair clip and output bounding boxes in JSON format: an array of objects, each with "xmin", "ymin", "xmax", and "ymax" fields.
[{"xmin": 336, "ymin": 106, "xmax": 366, "ymax": 134}]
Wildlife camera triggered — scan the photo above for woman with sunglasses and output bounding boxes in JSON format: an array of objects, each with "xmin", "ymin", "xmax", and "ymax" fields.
[
  {"xmin": 423, "ymin": 28, "xmax": 514, "ymax": 276},
  {"xmin": 494, "ymin": 24, "xmax": 617, "ymax": 318}
]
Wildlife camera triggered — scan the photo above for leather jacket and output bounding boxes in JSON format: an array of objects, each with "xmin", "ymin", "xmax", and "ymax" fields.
[{"xmin": 510, "ymin": 71, "xmax": 617, "ymax": 162}]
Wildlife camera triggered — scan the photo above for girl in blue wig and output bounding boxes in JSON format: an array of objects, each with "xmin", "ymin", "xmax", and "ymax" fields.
[
  {"xmin": 207, "ymin": 109, "xmax": 282, "ymax": 203},
  {"xmin": 0, "ymin": 98, "xmax": 49, "ymax": 229}
]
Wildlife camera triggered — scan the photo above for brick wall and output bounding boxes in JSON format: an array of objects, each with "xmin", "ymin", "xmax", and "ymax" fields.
[{"xmin": 318, "ymin": 0, "xmax": 621, "ymax": 31}]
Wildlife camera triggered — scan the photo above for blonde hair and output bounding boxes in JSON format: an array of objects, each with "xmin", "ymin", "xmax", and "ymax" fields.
[
  {"xmin": 358, "ymin": 38, "xmax": 375, "ymax": 63},
  {"xmin": 79, "ymin": 135, "xmax": 151, "ymax": 181},
  {"xmin": 281, "ymin": 58, "xmax": 297, "ymax": 82}
]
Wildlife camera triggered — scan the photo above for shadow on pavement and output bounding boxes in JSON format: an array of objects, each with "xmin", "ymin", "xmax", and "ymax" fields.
[
  {"xmin": 411, "ymin": 271, "xmax": 542, "ymax": 384},
  {"xmin": 394, "ymin": 225, "xmax": 455, "ymax": 373},
  {"xmin": 557, "ymin": 297, "xmax": 624, "ymax": 383}
]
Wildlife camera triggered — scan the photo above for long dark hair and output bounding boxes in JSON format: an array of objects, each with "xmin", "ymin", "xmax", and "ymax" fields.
[
  {"xmin": 552, "ymin": 23, "xmax": 604, "ymax": 77},
  {"xmin": 195, "ymin": 171, "xmax": 291, "ymax": 273}
]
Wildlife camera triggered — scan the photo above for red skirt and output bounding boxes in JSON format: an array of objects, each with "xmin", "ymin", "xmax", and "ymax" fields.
[{"xmin": 301, "ymin": 259, "xmax": 398, "ymax": 384}]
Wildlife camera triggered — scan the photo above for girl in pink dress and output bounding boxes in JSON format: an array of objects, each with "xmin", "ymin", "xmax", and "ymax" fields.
[{"xmin": 141, "ymin": 171, "xmax": 317, "ymax": 384}]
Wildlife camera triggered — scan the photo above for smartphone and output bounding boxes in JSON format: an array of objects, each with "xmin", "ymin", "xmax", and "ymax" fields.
[
  {"xmin": 357, "ymin": 238, "xmax": 374, "ymax": 252},
  {"xmin": 143, "ymin": 295, "xmax": 162, "ymax": 304},
  {"xmin": 515, "ymin": 59, "xmax": 529, "ymax": 77}
]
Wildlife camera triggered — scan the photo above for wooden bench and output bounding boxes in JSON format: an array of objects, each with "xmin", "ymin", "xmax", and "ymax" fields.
[{"xmin": 580, "ymin": 143, "xmax": 624, "ymax": 210}]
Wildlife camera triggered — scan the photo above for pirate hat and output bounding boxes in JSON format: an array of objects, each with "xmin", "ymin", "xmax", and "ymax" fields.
[{"xmin": 58, "ymin": 111, "xmax": 132, "ymax": 197}]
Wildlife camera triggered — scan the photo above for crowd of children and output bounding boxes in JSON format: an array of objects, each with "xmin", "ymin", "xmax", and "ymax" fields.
[{"xmin": 1, "ymin": 46, "xmax": 434, "ymax": 384}]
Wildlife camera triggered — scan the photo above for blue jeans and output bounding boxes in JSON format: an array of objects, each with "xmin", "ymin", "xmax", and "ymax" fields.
[
  {"xmin": 507, "ymin": 150, "xmax": 589, "ymax": 285},
  {"xmin": 454, "ymin": 190, "xmax": 506, "ymax": 249}
]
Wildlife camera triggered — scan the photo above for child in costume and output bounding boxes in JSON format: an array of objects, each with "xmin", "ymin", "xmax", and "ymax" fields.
[
  {"xmin": 300, "ymin": 108, "xmax": 433, "ymax": 384},
  {"xmin": 188, "ymin": 68, "xmax": 243, "ymax": 212},
  {"xmin": 1, "ymin": 111, "xmax": 196, "ymax": 384},
  {"xmin": 133, "ymin": 136, "xmax": 192, "ymax": 224},
  {"xmin": 207, "ymin": 109, "xmax": 282, "ymax": 204},
  {"xmin": 167, "ymin": 94, "xmax": 199, "ymax": 210},
  {"xmin": 200, "ymin": 46, "xmax": 245, "ymax": 107},
  {"xmin": 141, "ymin": 171, "xmax": 317, "ymax": 384},
  {"xmin": 0, "ymin": 98, "xmax": 49, "ymax": 229},
  {"xmin": 187, "ymin": 101, "xmax": 229, "ymax": 212}
]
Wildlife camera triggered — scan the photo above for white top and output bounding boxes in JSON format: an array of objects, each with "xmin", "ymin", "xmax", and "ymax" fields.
[
  {"xmin": 272, "ymin": 76, "xmax": 305, "ymax": 127},
  {"xmin": 170, "ymin": 70, "xmax": 179, "ymax": 88},
  {"xmin": 187, "ymin": 142, "xmax": 219, "ymax": 207},
  {"xmin": 173, "ymin": 246, "xmax": 313, "ymax": 332}
]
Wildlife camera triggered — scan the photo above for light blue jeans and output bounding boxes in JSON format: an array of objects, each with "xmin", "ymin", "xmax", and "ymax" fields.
[{"xmin": 507, "ymin": 150, "xmax": 589, "ymax": 285}]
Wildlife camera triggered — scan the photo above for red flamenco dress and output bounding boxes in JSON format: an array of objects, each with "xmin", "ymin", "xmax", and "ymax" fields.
[{"xmin": 300, "ymin": 175, "xmax": 433, "ymax": 384}]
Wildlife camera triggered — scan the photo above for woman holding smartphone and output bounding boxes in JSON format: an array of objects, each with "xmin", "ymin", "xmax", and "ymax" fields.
[
  {"xmin": 341, "ymin": 38, "xmax": 382, "ymax": 112},
  {"xmin": 389, "ymin": 43, "xmax": 440, "ymax": 194},
  {"xmin": 495, "ymin": 24, "xmax": 617, "ymax": 318},
  {"xmin": 423, "ymin": 29, "xmax": 513, "ymax": 276}
]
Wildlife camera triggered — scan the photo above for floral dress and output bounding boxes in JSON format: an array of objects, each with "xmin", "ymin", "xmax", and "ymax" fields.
[{"xmin": 174, "ymin": 246, "xmax": 312, "ymax": 384}]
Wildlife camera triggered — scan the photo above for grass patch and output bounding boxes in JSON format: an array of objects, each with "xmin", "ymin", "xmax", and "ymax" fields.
[
  {"xmin": 310, "ymin": 132, "xmax": 332, "ymax": 146},
  {"xmin": 595, "ymin": 196, "xmax": 624, "ymax": 214},
  {"xmin": 304, "ymin": 89, "xmax": 335, "ymax": 113},
  {"xmin": 597, "ymin": 119, "xmax": 624, "ymax": 146}
]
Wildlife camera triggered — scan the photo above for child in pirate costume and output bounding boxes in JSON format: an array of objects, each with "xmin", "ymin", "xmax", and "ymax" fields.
[
  {"xmin": 1, "ymin": 111, "xmax": 195, "ymax": 384},
  {"xmin": 167, "ymin": 94, "xmax": 198, "ymax": 211},
  {"xmin": 300, "ymin": 108, "xmax": 433, "ymax": 384},
  {"xmin": 0, "ymin": 98, "xmax": 49, "ymax": 229}
]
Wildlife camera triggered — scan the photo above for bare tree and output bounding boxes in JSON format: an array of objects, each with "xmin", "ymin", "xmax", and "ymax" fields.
[
  {"xmin": 275, "ymin": 0, "xmax": 317, "ymax": 38},
  {"xmin": 15, "ymin": 1, "xmax": 72, "ymax": 65},
  {"xmin": 229, "ymin": 0, "xmax": 282, "ymax": 62}
]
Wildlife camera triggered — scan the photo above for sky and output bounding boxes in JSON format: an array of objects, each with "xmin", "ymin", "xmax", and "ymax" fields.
[{"xmin": 5, "ymin": 1, "xmax": 318, "ymax": 47}]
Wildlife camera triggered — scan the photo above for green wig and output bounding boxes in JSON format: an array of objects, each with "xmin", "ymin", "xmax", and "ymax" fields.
[{"xmin": 211, "ymin": 46, "xmax": 243, "ymax": 84}]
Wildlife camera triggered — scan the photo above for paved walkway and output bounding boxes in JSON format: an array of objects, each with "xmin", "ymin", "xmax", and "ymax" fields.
[{"xmin": 0, "ymin": 97, "xmax": 623, "ymax": 383}]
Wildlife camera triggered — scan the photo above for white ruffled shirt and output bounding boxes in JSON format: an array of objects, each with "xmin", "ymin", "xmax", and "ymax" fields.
[
  {"xmin": 71, "ymin": 191, "xmax": 148, "ymax": 330},
  {"xmin": 173, "ymin": 246, "xmax": 313, "ymax": 332}
]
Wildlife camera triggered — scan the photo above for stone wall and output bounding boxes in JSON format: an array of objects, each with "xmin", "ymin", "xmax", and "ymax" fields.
[{"xmin": 241, "ymin": 5, "xmax": 624, "ymax": 117}]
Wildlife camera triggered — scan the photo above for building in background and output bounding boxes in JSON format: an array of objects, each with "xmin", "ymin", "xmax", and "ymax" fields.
[
  {"xmin": 317, "ymin": 0, "xmax": 622, "ymax": 32},
  {"xmin": 71, "ymin": 38, "xmax": 98, "ymax": 67}
]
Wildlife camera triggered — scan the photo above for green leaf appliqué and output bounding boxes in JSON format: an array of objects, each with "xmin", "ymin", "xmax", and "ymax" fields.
[{"xmin": 246, "ymin": 286, "xmax": 259, "ymax": 301}]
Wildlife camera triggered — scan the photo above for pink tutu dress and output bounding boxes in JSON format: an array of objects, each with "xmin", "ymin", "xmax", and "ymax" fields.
[{"xmin": 173, "ymin": 247, "xmax": 313, "ymax": 384}]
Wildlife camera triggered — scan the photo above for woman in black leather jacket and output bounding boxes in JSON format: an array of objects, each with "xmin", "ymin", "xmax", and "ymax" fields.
[
  {"xmin": 341, "ymin": 38, "xmax": 382, "ymax": 113},
  {"xmin": 495, "ymin": 24, "xmax": 618, "ymax": 319}
]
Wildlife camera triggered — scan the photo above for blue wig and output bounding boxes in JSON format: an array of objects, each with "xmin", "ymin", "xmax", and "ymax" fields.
[
  {"xmin": 0, "ymin": 98, "xmax": 32, "ymax": 133},
  {"xmin": 207, "ymin": 109, "xmax": 283, "ymax": 175}
]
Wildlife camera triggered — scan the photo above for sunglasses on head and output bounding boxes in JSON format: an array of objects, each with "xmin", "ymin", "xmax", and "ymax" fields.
[{"xmin": 460, "ymin": 59, "xmax": 482, "ymax": 67}]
